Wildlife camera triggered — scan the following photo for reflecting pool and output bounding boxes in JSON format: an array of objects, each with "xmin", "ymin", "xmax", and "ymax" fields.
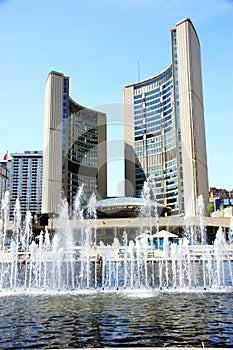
[{"xmin": 0, "ymin": 290, "xmax": 232, "ymax": 348}]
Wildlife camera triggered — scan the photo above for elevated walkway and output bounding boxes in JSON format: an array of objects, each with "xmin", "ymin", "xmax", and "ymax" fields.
[{"xmin": 48, "ymin": 215, "xmax": 231, "ymax": 230}]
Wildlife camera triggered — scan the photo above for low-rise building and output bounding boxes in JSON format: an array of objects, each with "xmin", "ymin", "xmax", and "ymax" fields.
[{"xmin": 209, "ymin": 187, "xmax": 233, "ymax": 210}]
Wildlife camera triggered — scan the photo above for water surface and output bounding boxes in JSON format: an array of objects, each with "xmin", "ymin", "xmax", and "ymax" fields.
[{"xmin": 0, "ymin": 290, "xmax": 232, "ymax": 348}]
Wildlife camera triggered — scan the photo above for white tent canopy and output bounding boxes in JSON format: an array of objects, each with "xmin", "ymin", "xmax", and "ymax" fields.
[{"xmin": 152, "ymin": 230, "xmax": 178, "ymax": 239}]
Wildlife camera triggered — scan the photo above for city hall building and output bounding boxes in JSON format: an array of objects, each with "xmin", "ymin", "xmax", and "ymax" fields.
[
  {"xmin": 124, "ymin": 18, "xmax": 209, "ymax": 217},
  {"xmin": 42, "ymin": 71, "xmax": 107, "ymax": 215}
]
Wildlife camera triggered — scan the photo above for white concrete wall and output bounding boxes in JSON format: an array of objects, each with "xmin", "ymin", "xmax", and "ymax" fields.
[
  {"xmin": 42, "ymin": 72, "xmax": 63, "ymax": 214},
  {"xmin": 124, "ymin": 85, "xmax": 136, "ymax": 197},
  {"xmin": 176, "ymin": 19, "xmax": 209, "ymax": 216}
]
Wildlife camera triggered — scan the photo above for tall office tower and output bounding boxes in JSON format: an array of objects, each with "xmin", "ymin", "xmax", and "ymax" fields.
[
  {"xmin": 124, "ymin": 18, "xmax": 209, "ymax": 216},
  {"xmin": 42, "ymin": 71, "xmax": 107, "ymax": 214},
  {"xmin": 9, "ymin": 151, "xmax": 43, "ymax": 220}
]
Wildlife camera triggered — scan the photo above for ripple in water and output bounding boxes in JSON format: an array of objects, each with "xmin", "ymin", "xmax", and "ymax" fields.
[{"xmin": 0, "ymin": 291, "xmax": 232, "ymax": 348}]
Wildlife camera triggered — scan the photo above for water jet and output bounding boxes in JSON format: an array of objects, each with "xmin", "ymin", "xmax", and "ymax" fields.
[{"xmin": 0, "ymin": 181, "xmax": 232, "ymax": 293}]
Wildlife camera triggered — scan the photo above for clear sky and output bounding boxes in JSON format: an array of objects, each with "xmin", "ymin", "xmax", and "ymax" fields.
[{"xmin": 0, "ymin": 0, "xmax": 232, "ymax": 195}]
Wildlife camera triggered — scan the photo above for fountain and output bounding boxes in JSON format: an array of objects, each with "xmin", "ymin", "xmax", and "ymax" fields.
[
  {"xmin": 1, "ymin": 184, "xmax": 233, "ymax": 348},
  {"xmin": 0, "ymin": 180, "xmax": 233, "ymax": 293}
]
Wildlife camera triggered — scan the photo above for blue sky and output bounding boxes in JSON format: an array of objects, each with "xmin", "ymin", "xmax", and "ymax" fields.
[{"xmin": 0, "ymin": 0, "xmax": 232, "ymax": 195}]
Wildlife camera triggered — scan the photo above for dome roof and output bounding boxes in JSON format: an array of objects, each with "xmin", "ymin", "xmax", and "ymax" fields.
[
  {"xmin": 94, "ymin": 197, "xmax": 170, "ymax": 218},
  {"xmin": 96, "ymin": 197, "xmax": 164, "ymax": 208}
]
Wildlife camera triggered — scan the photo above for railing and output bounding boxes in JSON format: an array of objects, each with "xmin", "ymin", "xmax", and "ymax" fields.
[{"xmin": 0, "ymin": 244, "xmax": 233, "ymax": 263}]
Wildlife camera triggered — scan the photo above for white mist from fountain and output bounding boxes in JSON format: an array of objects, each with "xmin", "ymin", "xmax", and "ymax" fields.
[
  {"xmin": 196, "ymin": 194, "xmax": 206, "ymax": 245},
  {"xmin": 229, "ymin": 216, "xmax": 233, "ymax": 244},
  {"xmin": 140, "ymin": 175, "xmax": 159, "ymax": 234},
  {"xmin": 214, "ymin": 227, "xmax": 233, "ymax": 287},
  {"xmin": 0, "ymin": 183, "xmax": 232, "ymax": 293}
]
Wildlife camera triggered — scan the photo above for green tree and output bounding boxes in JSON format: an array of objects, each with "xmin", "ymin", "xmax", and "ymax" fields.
[{"xmin": 207, "ymin": 202, "xmax": 215, "ymax": 213}]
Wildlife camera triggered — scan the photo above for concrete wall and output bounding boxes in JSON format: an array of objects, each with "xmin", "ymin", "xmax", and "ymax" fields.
[
  {"xmin": 42, "ymin": 72, "xmax": 63, "ymax": 214},
  {"xmin": 176, "ymin": 19, "xmax": 209, "ymax": 216},
  {"xmin": 124, "ymin": 86, "xmax": 136, "ymax": 197}
]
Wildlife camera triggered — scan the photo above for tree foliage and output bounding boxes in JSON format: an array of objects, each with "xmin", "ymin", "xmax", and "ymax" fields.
[{"xmin": 207, "ymin": 202, "xmax": 215, "ymax": 213}]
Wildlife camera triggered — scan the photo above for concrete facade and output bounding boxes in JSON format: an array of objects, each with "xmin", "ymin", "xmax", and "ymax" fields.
[
  {"xmin": 42, "ymin": 71, "xmax": 107, "ymax": 214},
  {"xmin": 174, "ymin": 19, "xmax": 209, "ymax": 217}
]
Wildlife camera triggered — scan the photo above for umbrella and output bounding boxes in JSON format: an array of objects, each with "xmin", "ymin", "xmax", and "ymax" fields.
[{"xmin": 152, "ymin": 230, "xmax": 178, "ymax": 239}]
